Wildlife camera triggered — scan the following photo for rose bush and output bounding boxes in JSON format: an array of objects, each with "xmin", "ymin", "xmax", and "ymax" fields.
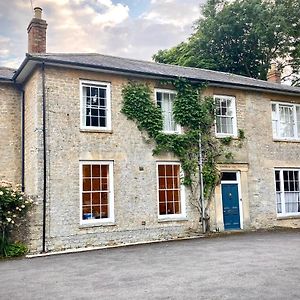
[{"xmin": 0, "ymin": 180, "xmax": 35, "ymax": 257}]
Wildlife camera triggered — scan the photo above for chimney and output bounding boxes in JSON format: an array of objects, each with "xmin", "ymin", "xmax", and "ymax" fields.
[
  {"xmin": 267, "ymin": 63, "xmax": 281, "ymax": 84},
  {"xmin": 27, "ymin": 7, "xmax": 47, "ymax": 53}
]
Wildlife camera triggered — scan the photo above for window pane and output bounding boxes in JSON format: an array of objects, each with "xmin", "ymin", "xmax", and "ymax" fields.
[
  {"xmin": 92, "ymin": 165, "xmax": 100, "ymax": 177},
  {"xmin": 101, "ymin": 178, "xmax": 108, "ymax": 190},
  {"xmin": 83, "ymin": 179, "xmax": 91, "ymax": 191},
  {"xmin": 166, "ymin": 165, "xmax": 173, "ymax": 176},
  {"xmin": 82, "ymin": 193, "xmax": 90, "ymax": 205},
  {"xmin": 92, "ymin": 179, "xmax": 100, "ymax": 191},
  {"xmin": 158, "ymin": 165, "xmax": 165, "ymax": 176},
  {"xmin": 221, "ymin": 172, "xmax": 237, "ymax": 181},
  {"xmin": 275, "ymin": 171, "xmax": 281, "ymax": 192},
  {"xmin": 92, "ymin": 206, "xmax": 100, "ymax": 219},
  {"xmin": 159, "ymin": 203, "xmax": 167, "ymax": 215},
  {"xmin": 92, "ymin": 192, "xmax": 100, "ymax": 205},
  {"xmin": 159, "ymin": 177, "xmax": 166, "ymax": 189},
  {"xmin": 82, "ymin": 165, "xmax": 91, "ymax": 177},
  {"xmin": 101, "ymin": 165, "xmax": 109, "ymax": 177}
]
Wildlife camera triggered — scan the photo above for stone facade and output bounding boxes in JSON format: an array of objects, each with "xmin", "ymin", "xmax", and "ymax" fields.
[
  {"xmin": 1, "ymin": 62, "xmax": 300, "ymax": 253},
  {"xmin": 0, "ymin": 83, "xmax": 21, "ymax": 185},
  {"xmin": 23, "ymin": 66, "xmax": 201, "ymax": 252},
  {"xmin": 207, "ymin": 87, "xmax": 300, "ymax": 231}
]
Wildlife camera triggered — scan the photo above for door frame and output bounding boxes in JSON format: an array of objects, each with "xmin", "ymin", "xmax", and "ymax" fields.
[{"xmin": 220, "ymin": 171, "xmax": 243, "ymax": 230}]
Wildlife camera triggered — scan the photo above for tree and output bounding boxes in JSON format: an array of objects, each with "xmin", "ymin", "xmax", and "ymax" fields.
[{"xmin": 153, "ymin": 0, "xmax": 300, "ymax": 85}]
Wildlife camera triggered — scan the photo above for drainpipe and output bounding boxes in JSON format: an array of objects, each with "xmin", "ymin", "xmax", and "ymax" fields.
[
  {"xmin": 198, "ymin": 132, "xmax": 206, "ymax": 233},
  {"xmin": 21, "ymin": 89, "xmax": 25, "ymax": 192},
  {"xmin": 41, "ymin": 62, "xmax": 47, "ymax": 253}
]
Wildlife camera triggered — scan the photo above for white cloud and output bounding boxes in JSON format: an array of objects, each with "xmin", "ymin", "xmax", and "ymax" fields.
[
  {"xmin": 0, "ymin": 0, "xmax": 206, "ymax": 67},
  {"xmin": 142, "ymin": 0, "xmax": 201, "ymax": 28}
]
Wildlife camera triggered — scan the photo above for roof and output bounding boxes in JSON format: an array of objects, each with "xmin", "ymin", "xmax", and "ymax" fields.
[
  {"xmin": 14, "ymin": 53, "xmax": 300, "ymax": 95},
  {"xmin": 0, "ymin": 67, "xmax": 16, "ymax": 82}
]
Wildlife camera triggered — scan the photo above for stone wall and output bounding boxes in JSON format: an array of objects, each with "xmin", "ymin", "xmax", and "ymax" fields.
[
  {"xmin": 0, "ymin": 83, "xmax": 21, "ymax": 185},
  {"xmin": 24, "ymin": 66, "xmax": 200, "ymax": 252},
  {"xmin": 246, "ymin": 91, "xmax": 300, "ymax": 228},
  {"xmin": 20, "ymin": 65, "xmax": 300, "ymax": 252},
  {"xmin": 206, "ymin": 87, "xmax": 300, "ymax": 230},
  {"xmin": 23, "ymin": 68, "xmax": 45, "ymax": 251}
]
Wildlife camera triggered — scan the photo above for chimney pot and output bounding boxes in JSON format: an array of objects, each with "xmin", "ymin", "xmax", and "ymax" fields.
[{"xmin": 34, "ymin": 7, "xmax": 43, "ymax": 19}]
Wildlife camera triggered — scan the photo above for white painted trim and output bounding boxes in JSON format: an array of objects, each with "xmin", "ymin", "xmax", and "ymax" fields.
[
  {"xmin": 220, "ymin": 171, "xmax": 243, "ymax": 229},
  {"xmin": 79, "ymin": 160, "xmax": 115, "ymax": 225},
  {"xmin": 156, "ymin": 161, "xmax": 186, "ymax": 220},
  {"xmin": 214, "ymin": 95, "xmax": 238, "ymax": 138},
  {"xmin": 79, "ymin": 79, "xmax": 112, "ymax": 131},
  {"xmin": 154, "ymin": 88, "xmax": 182, "ymax": 134}
]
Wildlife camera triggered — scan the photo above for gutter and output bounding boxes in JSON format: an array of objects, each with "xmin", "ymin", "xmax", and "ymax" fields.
[
  {"xmin": 0, "ymin": 79, "xmax": 14, "ymax": 83},
  {"xmin": 21, "ymin": 89, "xmax": 25, "ymax": 192},
  {"xmin": 41, "ymin": 62, "xmax": 47, "ymax": 253}
]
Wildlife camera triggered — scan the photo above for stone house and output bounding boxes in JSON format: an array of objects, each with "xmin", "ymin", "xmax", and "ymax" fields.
[{"xmin": 1, "ymin": 8, "xmax": 300, "ymax": 253}]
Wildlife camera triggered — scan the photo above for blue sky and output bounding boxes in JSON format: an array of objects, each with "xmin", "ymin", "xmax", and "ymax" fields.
[{"xmin": 0, "ymin": 0, "xmax": 206, "ymax": 68}]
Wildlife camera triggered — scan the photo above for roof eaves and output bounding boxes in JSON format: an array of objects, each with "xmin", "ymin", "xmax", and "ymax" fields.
[
  {"xmin": 13, "ymin": 55, "xmax": 31, "ymax": 81},
  {"xmin": 15, "ymin": 54, "xmax": 300, "ymax": 96},
  {"xmin": 208, "ymin": 82, "xmax": 300, "ymax": 96}
]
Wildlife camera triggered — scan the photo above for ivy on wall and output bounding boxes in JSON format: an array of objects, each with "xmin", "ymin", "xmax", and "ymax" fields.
[{"xmin": 121, "ymin": 79, "xmax": 244, "ymax": 230}]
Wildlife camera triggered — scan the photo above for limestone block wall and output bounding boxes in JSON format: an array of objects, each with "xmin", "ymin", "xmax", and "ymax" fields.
[
  {"xmin": 0, "ymin": 83, "xmax": 21, "ymax": 185},
  {"xmin": 23, "ymin": 68, "xmax": 45, "ymax": 250},
  {"xmin": 245, "ymin": 91, "xmax": 300, "ymax": 228},
  {"xmin": 203, "ymin": 87, "xmax": 300, "ymax": 230},
  {"xmin": 21, "ymin": 64, "xmax": 300, "ymax": 252},
  {"xmin": 25, "ymin": 66, "xmax": 200, "ymax": 252}
]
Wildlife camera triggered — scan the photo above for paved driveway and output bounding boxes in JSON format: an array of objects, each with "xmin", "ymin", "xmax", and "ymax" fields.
[{"xmin": 0, "ymin": 230, "xmax": 300, "ymax": 300}]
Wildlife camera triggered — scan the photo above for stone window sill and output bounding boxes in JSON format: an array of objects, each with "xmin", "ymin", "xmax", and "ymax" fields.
[
  {"xmin": 79, "ymin": 222, "xmax": 116, "ymax": 229},
  {"xmin": 158, "ymin": 218, "xmax": 188, "ymax": 223},
  {"xmin": 273, "ymin": 139, "xmax": 300, "ymax": 143},
  {"xmin": 80, "ymin": 128, "xmax": 113, "ymax": 134},
  {"xmin": 276, "ymin": 215, "xmax": 300, "ymax": 220}
]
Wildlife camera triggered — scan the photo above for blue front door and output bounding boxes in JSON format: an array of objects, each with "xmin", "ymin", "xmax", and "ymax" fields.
[{"xmin": 222, "ymin": 184, "xmax": 240, "ymax": 230}]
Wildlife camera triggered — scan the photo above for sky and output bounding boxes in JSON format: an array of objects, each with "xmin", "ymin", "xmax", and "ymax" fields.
[{"xmin": 0, "ymin": 0, "xmax": 206, "ymax": 68}]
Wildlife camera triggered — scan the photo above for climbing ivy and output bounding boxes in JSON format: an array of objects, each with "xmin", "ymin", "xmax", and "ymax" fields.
[
  {"xmin": 122, "ymin": 79, "xmax": 220, "ymax": 195},
  {"xmin": 121, "ymin": 79, "xmax": 245, "ymax": 231}
]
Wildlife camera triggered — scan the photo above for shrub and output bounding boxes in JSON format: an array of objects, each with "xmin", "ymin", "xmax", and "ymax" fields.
[{"xmin": 0, "ymin": 181, "xmax": 35, "ymax": 257}]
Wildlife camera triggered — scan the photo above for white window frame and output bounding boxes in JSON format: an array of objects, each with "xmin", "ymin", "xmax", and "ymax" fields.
[
  {"xmin": 79, "ymin": 161, "xmax": 115, "ymax": 225},
  {"xmin": 156, "ymin": 162, "xmax": 186, "ymax": 220},
  {"xmin": 80, "ymin": 80, "xmax": 112, "ymax": 131},
  {"xmin": 271, "ymin": 101, "xmax": 300, "ymax": 141},
  {"xmin": 214, "ymin": 95, "xmax": 238, "ymax": 138},
  {"xmin": 155, "ymin": 88, "xmax": 181, "ymax": 134},
  {"xmin": 274, "ymin": 168, "xmax": 300, "ymax": 217}
]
